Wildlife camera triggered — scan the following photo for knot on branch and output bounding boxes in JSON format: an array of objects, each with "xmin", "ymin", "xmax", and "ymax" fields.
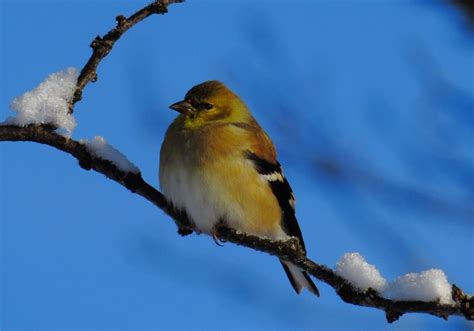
[
  {"xmin": 453, "ymin": 284, "xmax": 474, "ymax": 320},
  {"xmin": 91, "ymin": 36, "xmax": 113, "ymax": 51},
  {"xmin": 115, "ymin": 15, "xmax": 127, "ymax": 27},
  {"xmin": 385, "ymin": 309, "xmax": 403, "ymax": 323},
  {"xmin": 149, "ymin": 2, "xmax": 168, "ymax": 14},
  {"xmin": 71, "ymin": 90, "xmax": 83, "ymax": 108},
  {"xmin": 90, "ymin": 73, "xmax": 98, "ymax": 83}
]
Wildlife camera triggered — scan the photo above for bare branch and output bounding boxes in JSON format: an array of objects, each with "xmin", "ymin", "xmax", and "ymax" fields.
[
  {"xmin": 69, "ymin": 0, "xmax": 184, "ymax": 113},
  {"xmin": 0, "ymin": 123, "xmax": 472, "ymax": 323}
]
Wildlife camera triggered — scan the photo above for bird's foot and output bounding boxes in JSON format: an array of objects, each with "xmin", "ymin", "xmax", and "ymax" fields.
[
  {"xmin": 211, "ymin": 220, "xmax": 228, "ymax": 246},
  {"xmin": 212, "ymin": 232, "xmax": 225, "ymax": 246}
]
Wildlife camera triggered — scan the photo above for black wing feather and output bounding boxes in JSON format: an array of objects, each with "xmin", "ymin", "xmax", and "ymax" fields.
[{"xmin": 246, "ymin": 152, "xmax": 306, "ymax": 252}]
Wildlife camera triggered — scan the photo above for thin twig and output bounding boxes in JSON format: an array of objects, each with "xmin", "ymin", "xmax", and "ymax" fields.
[
  {"xmin": 0, "ymin": 124, "xmax": 472, "ymax": 323},
  {"xmin": 69, "ymin": 0, "xmax": 184, "ymax": 113}
]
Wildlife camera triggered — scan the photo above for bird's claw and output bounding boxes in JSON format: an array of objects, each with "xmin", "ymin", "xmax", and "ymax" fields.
[
  {"xmin": 212, "ymin": 223, "xmax": 228, "ymax": 246},
  {"xmin": 212, "ymin": 232, "xmax": 225, "ymax": 246}
]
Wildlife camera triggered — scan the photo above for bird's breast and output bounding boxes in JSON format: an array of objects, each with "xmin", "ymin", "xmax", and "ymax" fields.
[{"xmin": 159, "ymin": 124, "xmax": 285, "ymax": 238}]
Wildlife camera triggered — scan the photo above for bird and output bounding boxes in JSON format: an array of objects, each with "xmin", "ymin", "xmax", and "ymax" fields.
[{"xmin": 159, "ymin": 80, "xmax": 319, "ymax": 296}]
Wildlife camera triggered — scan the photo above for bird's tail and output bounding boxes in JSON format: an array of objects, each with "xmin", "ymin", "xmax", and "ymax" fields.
[{"xmin": 280, "ymin": 259, "xmax": 320, "ymax": 296}]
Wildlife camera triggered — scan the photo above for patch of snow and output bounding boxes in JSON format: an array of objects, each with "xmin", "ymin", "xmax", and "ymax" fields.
[
  {"xmin": 336, "ymin": 252, "xmax": 387, "ymax": 292},
  {"xmin": 335, "ymin": 253, "xmax": 454, "ymax": 304},
  {"xmin": 384, "ymin": 269, "xmax": 453, "ymax": 304},
  {"xmin": 5, "ymin": 68, "xmax": 78, "ymax": 135},
  {"xmin": 82, "ymin": 136, "xmax": 139, "ymax": 174}
]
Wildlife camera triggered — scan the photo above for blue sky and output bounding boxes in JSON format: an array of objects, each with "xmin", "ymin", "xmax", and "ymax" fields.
[{"xmin": 1, "ymin": 1, "xmax": 473, "ymax": 330}]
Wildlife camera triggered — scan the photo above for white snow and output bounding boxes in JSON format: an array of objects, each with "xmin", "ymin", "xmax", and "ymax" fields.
[
  {"xmin": 336, "ymin": 252, "xmax": 387, "ymax": 292},
  {"xmin": 5, "ymin": 67, "xmax": 78, "ymax": 135},
  {"xmin": 82, "ymin": 136, "xmax": 139, "ymax": 174},
  {"xmin": 335, "ymin": 253, "xmax": 454, "ymax": 304},
  {"xmin": 384, "ymin": 269, "xmax": 453, "ymax": 304}
]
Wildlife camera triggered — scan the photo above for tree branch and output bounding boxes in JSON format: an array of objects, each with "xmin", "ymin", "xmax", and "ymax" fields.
[
  {"xmin": 69, "ymin": 0, "xmax": 184, "ymax": 113},
  {"xmin": 1, "ymin": 124, "xmax": 473, "ymax": 323}
]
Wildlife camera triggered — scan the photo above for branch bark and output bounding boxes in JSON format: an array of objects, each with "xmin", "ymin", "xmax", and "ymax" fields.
[{"xmin": 2, "ymin": 0, "xmax": 473, "ymax": 325}]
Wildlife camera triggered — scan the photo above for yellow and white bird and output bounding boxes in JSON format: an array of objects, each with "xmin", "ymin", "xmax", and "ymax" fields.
[{"xmin": 159, "ymin": 81, "xmax": 319, "ymax": 296}]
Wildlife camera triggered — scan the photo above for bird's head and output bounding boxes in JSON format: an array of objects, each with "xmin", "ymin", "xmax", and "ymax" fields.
[{"xmin": 169, "ymin": 81, "xmax": 251, "ymax": 128}]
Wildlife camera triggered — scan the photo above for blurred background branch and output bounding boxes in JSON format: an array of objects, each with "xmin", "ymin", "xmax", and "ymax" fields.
[{"xmin": 449, "ymin": 0, "xmax": 474, "ymax": 29}]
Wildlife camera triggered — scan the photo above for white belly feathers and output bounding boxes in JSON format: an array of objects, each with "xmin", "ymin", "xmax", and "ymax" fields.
[{"xmin": 160, "ymin": 156, "xmax": 224, "ymax": 233}]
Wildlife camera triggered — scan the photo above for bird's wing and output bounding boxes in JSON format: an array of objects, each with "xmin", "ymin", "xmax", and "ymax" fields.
[{"xmin": 245, "ymin": 151, "xmax": 306, "ymax": 252}]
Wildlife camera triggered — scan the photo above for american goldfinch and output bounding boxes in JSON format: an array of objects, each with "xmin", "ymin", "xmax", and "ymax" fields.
[{"xmin": 160, "ymin": 81, "xmax": 319, "ymax": 296}]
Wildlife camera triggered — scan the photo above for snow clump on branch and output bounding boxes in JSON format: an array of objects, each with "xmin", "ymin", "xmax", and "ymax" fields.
[
  {"xmin": 384, "ymin": 269, "xmax": 454, "ymax": 304},
  {"xmin": 336, "ymin": 252, "xmax": 387, "ymax": 292},
  {"xmin": 82, "ymin": 136, "xmax": 140, "ymax": 174},
  {"xmin": 6, "ymin": 68, "xmax": 78, "ymax": 135},
  {"xmin": 336, "ymin": 252, "xmax": 454, "ymax": 304}
]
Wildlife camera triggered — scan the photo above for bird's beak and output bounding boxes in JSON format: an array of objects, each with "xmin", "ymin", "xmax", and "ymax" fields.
[{"xmin": 169, "ymin": 100, "xmax": 195, "ymax": 115}]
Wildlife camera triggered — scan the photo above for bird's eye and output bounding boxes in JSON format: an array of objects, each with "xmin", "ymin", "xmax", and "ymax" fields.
[{"xmin": 204, "ymin": 103, "xmax": 214, "ymax": 110}]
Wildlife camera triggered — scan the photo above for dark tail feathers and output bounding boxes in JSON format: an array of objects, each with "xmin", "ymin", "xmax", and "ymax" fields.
[{"xmin": 280, "ymin": 259, "xmax": 320, "ymax": 296}]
